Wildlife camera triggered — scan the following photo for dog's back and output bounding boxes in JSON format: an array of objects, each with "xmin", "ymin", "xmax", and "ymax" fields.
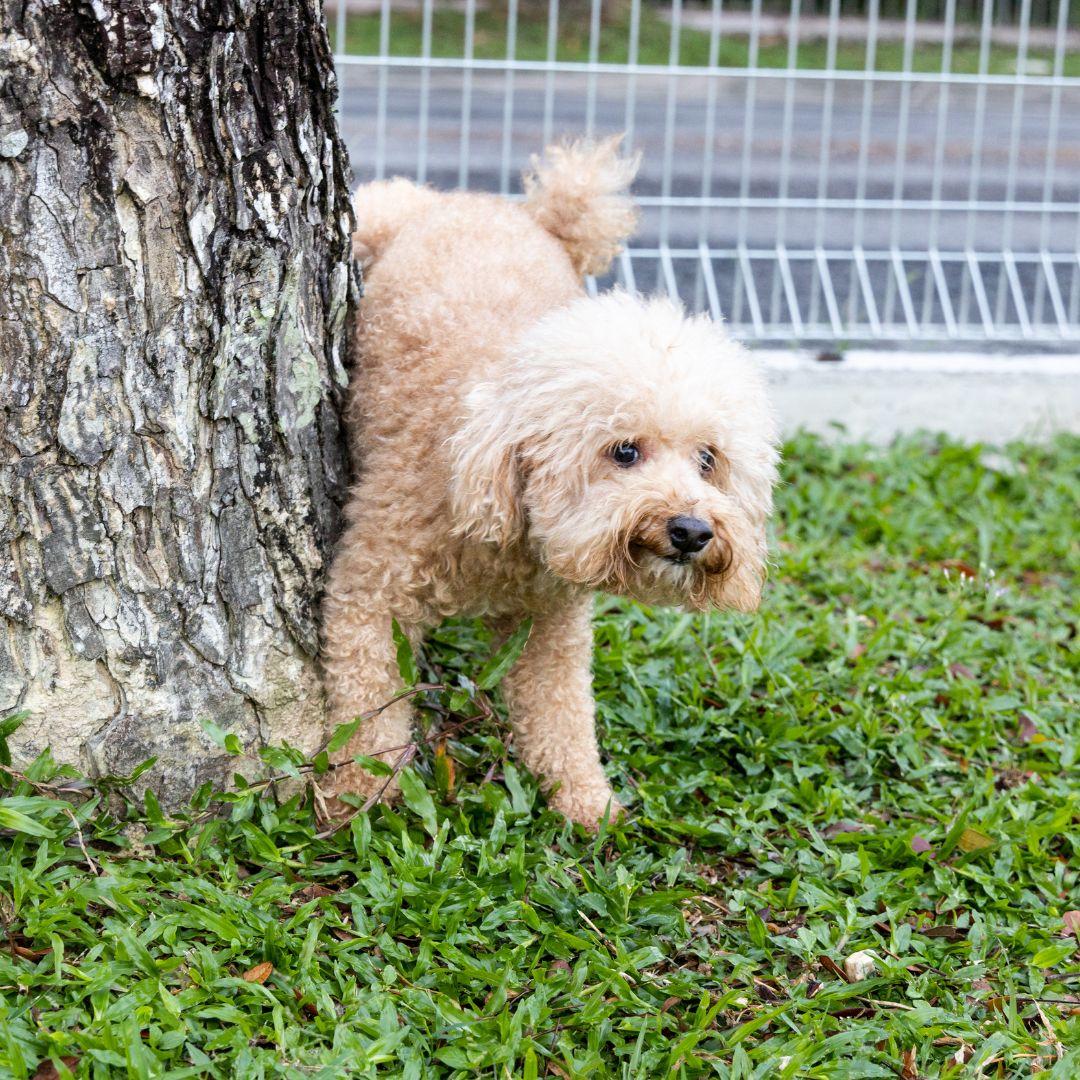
[
  {"xmin": 351, "ymin": 137, "xmax": 638, "ymax": 279},
  {"xmin": 344, "ymin": 139, "xmax": 639, "ymax": 471}
]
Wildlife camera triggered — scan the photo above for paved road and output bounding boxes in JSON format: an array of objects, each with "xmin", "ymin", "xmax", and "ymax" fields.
[{"xmin": 335, "ymin": 66, "xmax": 1080, "ymax": 339}]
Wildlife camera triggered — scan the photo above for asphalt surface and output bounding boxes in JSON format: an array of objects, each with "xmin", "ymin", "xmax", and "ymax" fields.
[{"xmin": 335, "ymin": 66, "xmax": 1080, "ymax": 341}]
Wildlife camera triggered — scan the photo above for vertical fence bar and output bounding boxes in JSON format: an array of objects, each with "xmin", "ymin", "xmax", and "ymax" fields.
[
  {"xmin": 542, "ymin": 0, "xmax": 560, "ymax": 149},
  {"xmin": 768, "ymin": 0, "xmax": 801, "ymax": 327},
  {"xmin": 500, "ymin": 0, "xmax": 519, "ymax": 194},
  {"xmin": 622, "ymin": 0, "xmax": 641, "ymax": 153},
  {"xmin": 738, "ymin": 247, "xmax": 765, "ymax": 338},
  {"xmin": 335, "ymin": 0, "xmax": 346, "ymax": 54},
  {"xmin": 416, "ymin": 0, "xmax": 434, "ymax": 183},
  {"xmin": 458, "ymin": 0, "xmax": 477, "ymax": 188},
  {"xmin": 815, "ymin": 249, "xmax": 844, "ymax": 337},
  {"xmin": 699, "ymin": 243, "xmax": 722, "ymax": 321},
  {"xmin": 965, "ymin": 250, "xmax": 996, "ymax": 336},
  {"xmin": 957, "ymin": 0, "xmax": 995, "ymax": 331},
  {"xmin": 585, "ymin": 0, "xmax": 602, "ymax": 137},
  {"xmin": 920, "ymin": 0, "xmax": 956, "ymax": 329},
  {"xmin": 730, "ymin": 0, "xmax": 762, "ymax": 328},
  {"xmin": 777, "ymin": 248, "xmax": 805, "ymax": 336},
  {"xmin": 854, "ymin": 249, "xmax": 882, "ymax": 337},
  {"xmin": 1070, "ymin": 252, "xmax": 1080, "ymax": 328},
  {"xmin": 1003, "ymin": 251, "xmax": 1033, "ymax": 337},
  {"xmin": 660, "ymin": 247, "xmax": 680, "ymax": 299},
  {"xmin": 1032, "ymin": 0, "xmax": 1070, "ymax": 329},
  {"xmin": 882, "ymin": 0, "xmax": 917, "ymax": 329},
  {"xmin": 807, "ymin": 0, "xmax": 839, "ymax": 331},
  {"xmin": 929, "ymin": 249, "xmax": 959, "ymax": 338},
  {"xmin": 1040, "ymin": 252, "xmax": 1069, "ymax": 335},
  {"xmin": 374, "ymin": 0, "xmax": 391, "ymax": 180},
  {"xmin": 693, "ymin": 0, "xmax": 724, "ymax": 313},
  {"xmin": 890, "ymin": 248, "xmax": 919, "ymax": 337},
  {"xmin": 995, "ymin": 0, "xmax": 1032, "ymax": 327},
  {"xmin": 659, "ymin": 0, "xmax": 683, "ymax": 249},
  {"xmin": 846, "ymin": 0, "xmax": 879, "ymax": 327},
  {"xmin": 619, "ymin": 248, "xmax": 637, "ymax": 293}
]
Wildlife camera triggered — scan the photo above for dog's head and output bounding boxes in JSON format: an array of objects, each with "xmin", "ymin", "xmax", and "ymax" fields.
[{"xmin": 450, "ymin": 292, "xmax": 779, "ymax": 611}]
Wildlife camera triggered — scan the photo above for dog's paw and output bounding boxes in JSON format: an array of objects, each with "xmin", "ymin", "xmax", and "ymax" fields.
[
  {"xmin": 317, "ymin": 763, "xmax": 401, "ymax": 822},
  {"xmin": 549, "ymin": 784, "xmax": 623, "ymax": 831}
]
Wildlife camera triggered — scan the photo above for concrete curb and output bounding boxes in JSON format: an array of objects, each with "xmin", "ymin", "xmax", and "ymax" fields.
[{"xmin": 757, "ymin": 350, "xmax": 1080, "ymax": 442}]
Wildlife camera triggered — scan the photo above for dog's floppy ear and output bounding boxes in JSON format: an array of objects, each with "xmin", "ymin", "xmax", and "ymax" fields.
[{"xmin": 449, "ymin": 384, "xmax": 527, "ymax": 547}]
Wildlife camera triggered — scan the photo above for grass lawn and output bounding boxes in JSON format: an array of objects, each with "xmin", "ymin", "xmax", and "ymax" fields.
[
  {"xmin": 328, "ymin": 7, "xmax": 1080, "ymax": 78},
  {"xmin": 2, "ymin": 433, "xmax": 1079, "ymax": 1078}
]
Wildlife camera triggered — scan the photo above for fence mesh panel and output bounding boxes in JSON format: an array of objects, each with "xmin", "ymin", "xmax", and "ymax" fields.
[{"xmin": 330, "ymin": 0, "xmax": 1080, "ymax": 347}]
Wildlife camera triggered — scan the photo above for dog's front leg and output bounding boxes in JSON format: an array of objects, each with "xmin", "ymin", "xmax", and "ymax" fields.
[{"xmin": 500, "ymin": 599, "xmax": 620, "ymax": 828}]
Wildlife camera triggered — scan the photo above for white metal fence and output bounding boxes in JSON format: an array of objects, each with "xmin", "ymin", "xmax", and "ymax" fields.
[{"xmin": 330, "ymin": 0, "xmax": 1080, "ymax": 347}]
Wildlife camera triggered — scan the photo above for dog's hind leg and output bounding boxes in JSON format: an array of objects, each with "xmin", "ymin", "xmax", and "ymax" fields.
[
  {"xmin": 319, "ymin": 525, "xmax": 428, "ymax": 815},
  {"xmin": 499, "ymin": 599, "xmax": 620, "ymax": 829}
]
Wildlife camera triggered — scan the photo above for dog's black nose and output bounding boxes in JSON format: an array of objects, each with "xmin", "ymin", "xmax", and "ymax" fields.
[{"xmin": 667, "ymin": 515, "xmax": 713, "ymax": 555}]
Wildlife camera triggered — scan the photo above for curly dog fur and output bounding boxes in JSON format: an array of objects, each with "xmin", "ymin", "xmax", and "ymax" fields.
[{"xmin": 321, "ymin": 138, "xmax": 779, "ymax": 826}]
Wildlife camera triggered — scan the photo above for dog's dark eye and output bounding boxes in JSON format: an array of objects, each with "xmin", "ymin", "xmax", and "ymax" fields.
[
  {"xmin": 611, "ymin": 442, "xmax": 640, "ymax": 467},
  {"xmin": 698, "ymin": 448, "xmax": 717, "ymax": 474}
]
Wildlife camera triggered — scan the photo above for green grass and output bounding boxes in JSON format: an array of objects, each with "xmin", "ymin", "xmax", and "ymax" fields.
[
  {"xmin": 328, "ymin": 8, "xmax": 1080, "ymax": 78},
  {"xmin": 3, "ymin": 432, "xmax": 1079, "ymax": 1078}
]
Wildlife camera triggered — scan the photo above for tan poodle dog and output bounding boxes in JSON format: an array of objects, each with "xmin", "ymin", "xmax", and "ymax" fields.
[{"xmin": 321, "ymin": 139, "xmax": 779, "ymax": 827}]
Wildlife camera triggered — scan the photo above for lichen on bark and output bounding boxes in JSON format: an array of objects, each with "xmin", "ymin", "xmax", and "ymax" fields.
[{"xmin": 0, "ymin": 0, "xmax": 358, "ymax": 804}]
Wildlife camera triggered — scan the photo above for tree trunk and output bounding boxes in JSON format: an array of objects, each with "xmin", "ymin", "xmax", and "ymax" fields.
[{"xmin": 0, "ymin": 0, "xmax": 358, "ymax": 804}]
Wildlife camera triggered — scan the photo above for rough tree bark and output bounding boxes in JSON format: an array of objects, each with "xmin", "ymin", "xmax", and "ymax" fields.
[{"xmin": 0, "ymin": 0, "xmax": 358, "ymax": 803}]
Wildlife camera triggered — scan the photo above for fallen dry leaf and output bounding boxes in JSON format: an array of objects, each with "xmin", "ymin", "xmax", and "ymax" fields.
[
  {"xmin": 1063, "ymin": 911, "xmax": 1080, "ymax": 939},
  {"xmin": 1017, "ymin": 714, "xmax": 1040, "ymax": 743},
  {"xmin": 10, "ymin": 942, "xmax": 50, "ymax": 960},
  {"xmin": 952, "ymin": 1042, "xmax": 973, "ymax": 1065},
  {"xmin": 949, "ymin": 662, "xmax": 975, "ymax": 679},
  {"xmin": 957, "ymin": 827, "xmax": 995, "ymax": 854},
  {"xmin": 824, "ymin": 821, "xmax": 866, "ymax": 838},
  {"xmin": 32, "ymin": 1059, "xmax": 80, "ymax": 1080},
  {"xmin": 900, "ymin": 1046, "xmax": 917, "ymax": 1080},
  {"xmin": 819, "ymin": 955, "xmax": 851, "ymax": 982},
  {"xmin": 971, "ymin": 614, "xmax": 1010, "ymax": 631},
  {"xmin": 243, "ymin": 961, "xmax": 273, "ymax": 984},
  {"xmin": 919, "ymin": 925, "xmax": 966, "ymax": 941},
  {"xmin": 293, "ymin": 883, "xmax": 336, "ymax": 904},
  {"xmin": 911, "ymin": 835, "xmax": 935, "ymax": 857},
  {"xmin": 434, "ymin": 740, "xmax": 456, "ymax": 796},
  {"xmin": 941, "ymin": 560, "xmax": 979, "ymax": 579},
  {"xmin": 996, "ymin": 768, "xmax": 1038, "ymax": 790}
]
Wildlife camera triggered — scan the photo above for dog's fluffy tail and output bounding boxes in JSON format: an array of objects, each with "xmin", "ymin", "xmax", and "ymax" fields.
[
  {"xmin": 351, "ymin": 178, "xmax": 439, "ymax": 267},
  {"xmin": 523, "ymin": 136, "xmax": 640, "ymax": 277}
]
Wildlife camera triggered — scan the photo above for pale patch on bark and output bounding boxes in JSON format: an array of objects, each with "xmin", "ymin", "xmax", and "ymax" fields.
[{"xmin": 16, "ymin": 600, "xmax": 121, "ymax": 763}]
